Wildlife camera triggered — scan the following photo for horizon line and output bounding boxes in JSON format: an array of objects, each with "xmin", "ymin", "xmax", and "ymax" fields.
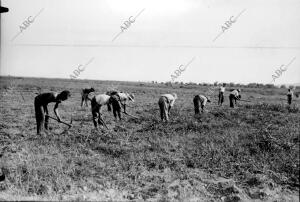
[
  {"xmin": 0, "ymin": 75, "xmax": 299, "ymax": 86},
  {"xmin": 9, "ymin": 43, "xmax": 300, "ymax": 49}
]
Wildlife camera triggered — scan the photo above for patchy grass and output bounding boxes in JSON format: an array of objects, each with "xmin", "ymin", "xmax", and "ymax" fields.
[{"xmin": 0, "ymin": 77, "xmax": 299, "ymax": 201}]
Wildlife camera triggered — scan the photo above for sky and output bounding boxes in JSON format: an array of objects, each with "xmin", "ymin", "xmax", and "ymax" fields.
[{"xmin": 1, "ymin": 0, "xmax": 300, "ymax": 85}]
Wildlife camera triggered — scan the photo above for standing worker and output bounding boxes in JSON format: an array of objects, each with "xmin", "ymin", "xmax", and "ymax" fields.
[
  {"xmin": 229, "ymin": 89, "xmax": 241, "ymax": 108},
  {"xmin": 193, "ymin": 95, "xmax": 211, "ymax": 114},
  {"xmin": 34, "ymin": 90, "xmax": 71, "ymax": 135},
  {"xmin": 218, "ymin": 83, "xmax": 226, "ymax": 106},
  {"xmin": 287, "ymin": 88, "xmax": 293, "ymax": 105},
  {"xmin": 158, "ymin": 93, "xmax": 177, "ymax": 122}
]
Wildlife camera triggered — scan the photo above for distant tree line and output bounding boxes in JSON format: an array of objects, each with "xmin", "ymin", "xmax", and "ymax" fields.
[{"xmin": 151, "ymin": 81, "xmax": 299, "ymax": 90}]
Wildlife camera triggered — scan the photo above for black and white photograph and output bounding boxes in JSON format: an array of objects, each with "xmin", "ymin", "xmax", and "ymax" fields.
[{"xmin": 0, "ymin": 0, "xmax": 300, "ymax": 201}]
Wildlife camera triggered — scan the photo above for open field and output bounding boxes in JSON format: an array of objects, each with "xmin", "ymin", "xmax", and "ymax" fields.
[{"xmin": 0, "ymin": 76, "xmax": 299, "ymax": 201}]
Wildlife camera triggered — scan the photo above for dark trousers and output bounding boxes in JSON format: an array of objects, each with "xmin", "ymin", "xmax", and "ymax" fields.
[
  {"xmin": 110, "ymin": 95, "xmax": 122, "ymax": 120},
  {"xmin": 81, "ymin": 94, "xmax": 89, "ymax": 107},
  {"xmin": 34, "ymin": 99, "xmax": 49, "ymax": 134},
  {"xmin": 158, "ymin": 97, "xmax": 169, "ymax": 121},
  {"xmin": 91, "ymin": 97, "xmax": 100, "ymax": 128},
  {"xmin": 218, "ymin": 92, "xmax": 224, "ymax": 105},
  {"xmin": 229, "ymin": 94, "xmax": 236, "ymax": 108},
  {"xmin": 91, "ymin": 97, "xmax": 110, "ymax": 128},
  {"xmin": 193, "ymin": 95, "xmax": 204, "ymax": 114},
  {"xmin": 287, "ymin": 95, "xmax": 292, "ymax": 105},
  {"xmin": 193, "ymin": 96, "xmax": 200, "ymax": 114},
  {"xmin": 107, "ymin": 103, "xmax": 112, "ymax": 111}
]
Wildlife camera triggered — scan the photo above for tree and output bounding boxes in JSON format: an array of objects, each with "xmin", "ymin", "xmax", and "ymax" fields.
[
  {"xmin": 247, "ymin": 83, "xmax": 257, "ymax": 88},
  {"xmin": 229, "ymin": 82, "xmax": 235, "ymax": 87},
  {"xmin": 265, "ymin": 84, "xmax": 275, "ymax": 88},
  {"xmin": 280, "ymin": 85, "xmax": 286, "ymax": 89},
  {"xmin": 288, "ymin": 85, "xmax": 295, "ymax": 90}
]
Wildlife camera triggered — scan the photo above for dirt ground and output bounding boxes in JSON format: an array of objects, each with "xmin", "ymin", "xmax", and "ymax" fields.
[{"xmin": 0, "ymin": 77, "xmax": 299, "ymax": 201}]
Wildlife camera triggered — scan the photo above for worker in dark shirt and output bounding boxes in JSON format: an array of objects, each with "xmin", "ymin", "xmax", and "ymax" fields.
[
  {"xmin": 287, "ymin": 89, "xmax": 293, "ymax": 105},
  {"xmin": 81, "ymin": 88, "xmax": 95, "ymax": 107},
  {"xmin": 34, "ymin": 90, "xmax": 71, "ymax": 135},
  {"xmin": 108, "ymin": 92, "xmax": 135, "ymax": 120}
]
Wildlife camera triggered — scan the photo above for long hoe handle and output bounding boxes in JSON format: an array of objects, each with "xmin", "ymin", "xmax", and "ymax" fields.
[
  {"xmin": 46, "ymin": 115, "xmax": 72, "ymax": 128},
  {"xmin": 98, "ymin": 116, "xmax": 109, "ymax": 129},
  {"xmin": 122, "ymin": 111, "xmax": 139, "ymax": 119}
]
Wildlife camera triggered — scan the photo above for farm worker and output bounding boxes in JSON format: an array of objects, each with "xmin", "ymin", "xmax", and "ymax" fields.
[
  {"xmin": 81, "ymin": 87, "xmax": 95, "ymax": 107},
  {"xmin": 287, "ymin": 89, "xmax": 293, "ymax": 105},
  {"xmin": 34, "ymin": 90, "xmax": 71, "ymax": 135},
  {"xmin": 229, "ymin": 89, "xmax": 241, "ymax": 108},
  {"xmin": 193, "ymin": 95, "xmax": 211, "ymax": 114},
  {"xmin": 158, "ymin": 93, "xmax": 177, "ymax": 121},
  {"xmin": 109, "ymin": 92, "xmax": 135, "ymax": 120},
  {"xmin": 105, "ymin": 90, "xmax": 119, "ymax": 111},
  {"xmin": 91, "ymin": 94, "xmax": 112, "ymax": 129},
  {"xmin": 106, "ymin": 90, "xmax": 119, "ymax": 96},
  {"xmin": 218, "ymin": 83, "xmax": 226, "ymax": 106}
]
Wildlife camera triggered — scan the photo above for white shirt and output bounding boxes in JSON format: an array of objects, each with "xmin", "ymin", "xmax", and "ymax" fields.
[
  {"xmin": 230, "ymin": 90, "xmax": 239, "ymax": 97},
  {"xmin": 94, "ymin": 94, "xmax": 111, "ymax": 106},
  {"xmin": 161, "ymin": 94, "xmax": 176, "ymax": 107},
  {"xmin": 198, "ymin": 95, "xmax": 208, "ymax": 106},
  {"xmin": 219, "ymin": 86, "xmax": 225, "ymax": 93},
  {"xmin": 287, "ymin": 91, "xmax": 293, "ymax": 97},
  {"xmin": 116, "ymin": 92, "xmax": 134, "ymax": 104}
]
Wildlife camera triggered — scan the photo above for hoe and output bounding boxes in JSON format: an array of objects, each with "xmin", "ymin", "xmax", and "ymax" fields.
[{"xmin": 45, "ymin": 115, "xmax": 72, "ymax": 129}]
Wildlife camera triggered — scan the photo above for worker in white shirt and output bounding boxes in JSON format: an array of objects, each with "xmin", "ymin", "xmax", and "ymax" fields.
[
  {"xmin": 218, "ymin": 83, "xmax": 226, "ymax": 106},
  {"xmin": 109, "ymin": 92, "xmax": 135, "ymax": 120},
  {"xmin": 193, "ymin": 95, "xmax": 211, "ymax": 114},
  {"xmin": 287, "ymin": 89, "xmax": 293, "ymax": 105},
  {"xmin": 158, "ymin": 93, "xmax": 177, "ymax": 121},
  {"xmin": 91, "ymin": 94, "xmax": 111, "ymax": 129},
  {"xmin": 229, "ymin": 89, "xmax": 241, "ymax": 108}
]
